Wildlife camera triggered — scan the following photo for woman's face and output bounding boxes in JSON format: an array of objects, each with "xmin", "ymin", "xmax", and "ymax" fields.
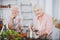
[
  {"xmin": 12, "ymin": 8, "xmax": 19, "ymax": 17},
  {"xmin": 34, "ymin": 8, "xmax": 43, "ymax": 17}
]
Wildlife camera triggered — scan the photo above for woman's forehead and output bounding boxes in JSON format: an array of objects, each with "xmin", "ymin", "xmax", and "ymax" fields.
[
  {"xmin": 12, "ymin": 8, "xmax": 18, "ymax": 11},
  {"xmin": 33, "ymin": 5, "xmax": 43, "ymax": 11},
  {"xmin": 11, "ymin": 6, "xmax": 19, "ymax": 11},
  {"xmin": 34, "ymin": 8, "xmax": 42, "ymax": 12},
  {"xmin": 34, "ymin": 8, "xmax": 39, "ymax": 11}
]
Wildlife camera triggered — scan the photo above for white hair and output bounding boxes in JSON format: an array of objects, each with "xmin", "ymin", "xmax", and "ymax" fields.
[
  {"xmin": 11, "ymin": 5, "xmax": 20, "ymax": 12},
  {"xmin": 33, "ymin": 5, "xmax": 44, "ymax": 12}
]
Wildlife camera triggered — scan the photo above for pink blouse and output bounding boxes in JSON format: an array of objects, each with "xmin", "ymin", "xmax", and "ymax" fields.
[{"xmin": 33, "ymin": 14, "xmax": 53, "ymax": 35}]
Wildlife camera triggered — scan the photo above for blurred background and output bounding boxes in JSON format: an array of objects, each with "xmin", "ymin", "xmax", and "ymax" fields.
[{"xmin": 0, "ymin": 0, "xmax": 60, "ymax": 40}]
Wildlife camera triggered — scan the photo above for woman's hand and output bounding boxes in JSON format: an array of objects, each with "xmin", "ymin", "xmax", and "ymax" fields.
[
  {"xmin": 36, "ymin": 30, "xmax": 48, "ymax": 37},
  {"xmin": 10, "ymin": 7, "xmax": 19, "ymax": 19},
  {"xmin": 18, "ymin": 18, "xmax": 22, "ymax": 30},
  {"xmin": 18, "ymin": 18, "xmax": 21, "ymax": 23},
  {"xmin": 28, "ymin": 21, "xmax": 32, "ymax": 30},
  {"xmin": 36, "ymin": 30, "xmax": 43, "ymax": 36},
  {"xmin": 10, "ymin": 13, "xmax": 17, "ymax": 19}
]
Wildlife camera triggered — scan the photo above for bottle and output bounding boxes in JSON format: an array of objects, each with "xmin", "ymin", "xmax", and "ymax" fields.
[
  {"xmin": 26, "ymin": 29, "xmax": 30, "ymax": 38},
  {"xmin": 0, "ymin": 19, "xmax": 3, "ymax": 30},
  {"xmin": 26, "ymin": 29, "xmax": 33, "ymax": 38},
  {"xmin": 30, "ymin": 30, "xmax": 33, "ymax": 38},
  {"xmin": 4, "ymin": 25, "xmax": 7, "ymax": 31}
]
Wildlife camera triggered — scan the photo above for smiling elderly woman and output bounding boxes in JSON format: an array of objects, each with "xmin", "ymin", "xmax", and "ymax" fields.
[
  {"xmin": 28, "ymin": 5, "xmax": 53, "ymax": 40},
  {"xmin": 8, "ymin": 6, "xmax": 23, "ymax": 32}
]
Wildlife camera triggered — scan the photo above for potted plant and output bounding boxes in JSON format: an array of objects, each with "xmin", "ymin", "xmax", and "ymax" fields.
[{"xmin": 1, "ymin": 29, "xmax": 22, "ymax": 40}]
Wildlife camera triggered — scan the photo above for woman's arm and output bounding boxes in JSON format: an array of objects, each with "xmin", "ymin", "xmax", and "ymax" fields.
[
  {"xmin": 18, "ymin": 18, "xmax": 23, "ymax": 30},
  {"xmin": 8, "ymin": 16, "xmax": 14, "ymax": 30}
]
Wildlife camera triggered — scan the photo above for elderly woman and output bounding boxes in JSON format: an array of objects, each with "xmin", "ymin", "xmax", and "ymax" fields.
[
  {"xmin": 28, "ymin": 6, "xmax": 53, "ymax": 40},
  {"xmin": 8, "ymin": 6, "xmax": 23, "ymax": 32}
]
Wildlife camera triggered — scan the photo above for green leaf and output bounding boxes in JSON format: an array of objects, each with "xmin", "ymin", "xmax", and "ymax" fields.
[{"xmin": 14, "ymin": 37, "xmax": 21, "ymax": 40}]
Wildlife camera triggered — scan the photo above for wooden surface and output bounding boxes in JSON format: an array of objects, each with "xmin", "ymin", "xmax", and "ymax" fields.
[
  {"xmin": 0, "ymin": 4, "xmax": 11, "ymax": 8},
  {"xmin": 55, "ymin": 23, "xmax": 60, "ymax": 29}
]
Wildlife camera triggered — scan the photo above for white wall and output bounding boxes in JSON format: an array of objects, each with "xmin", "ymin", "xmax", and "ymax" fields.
[
  {"xmin": 58, "ymin": 0, "xmax": 60, "ymax": 20},
  {"xmin": 0, "ymin": 0, "xmax": 3, "ymax": 18},
  {"xmin": 52, "ymin": 0, "xmax": 60, "ymax": 40},
  {"xmin": 45, "ymin": 0, "xmax": 52, "ymax": 17}
]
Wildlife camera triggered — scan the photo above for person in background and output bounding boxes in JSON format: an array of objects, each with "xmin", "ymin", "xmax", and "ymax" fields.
[
  {"xmin": 28, "ymin": 6, "xmax": 53, "ymax": 40},
  {"xmin": 8, "ymin": 6, "xmax": 23, "ymax": 32}
]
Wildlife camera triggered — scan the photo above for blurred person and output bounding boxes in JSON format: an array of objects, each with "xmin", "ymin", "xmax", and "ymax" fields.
[
  {"xmin": 28, "ymin": 6, "xmax": 53, "ymax": 40},
  {"xmin": 8, "ymin": 6, "xmax": 23, "ymax": 32}
]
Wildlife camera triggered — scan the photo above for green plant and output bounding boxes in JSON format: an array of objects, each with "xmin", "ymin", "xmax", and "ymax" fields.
[
  {"xmin": 14, "ymin": 37, "xmax": 21, "ymax": 40},
  {"xmin": 1, "ymin": 29, "xmax": 21, "ymax": 40}
]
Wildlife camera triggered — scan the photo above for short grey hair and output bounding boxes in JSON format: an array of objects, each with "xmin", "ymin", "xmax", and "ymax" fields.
[{"xmin": 33, "ymin": 5, "xmax": 44, "ymax": 12}]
